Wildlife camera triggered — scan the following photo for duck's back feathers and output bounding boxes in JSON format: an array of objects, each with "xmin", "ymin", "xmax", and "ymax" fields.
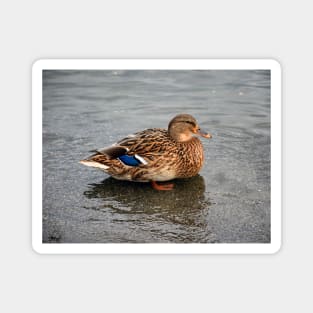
[{"xmin": 117, "ymin": 128, "xmax": 170, "ymax": 155}]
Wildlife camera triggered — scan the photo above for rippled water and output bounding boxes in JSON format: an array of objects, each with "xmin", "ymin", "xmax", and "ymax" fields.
[{"xmin": 42, "ymin": 69, "xmax": 270, "ymax": 243}]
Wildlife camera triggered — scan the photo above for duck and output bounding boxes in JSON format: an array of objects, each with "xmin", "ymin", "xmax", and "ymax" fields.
[{"xmin": 80, "ymin": 114, "xmax": 212, "ymax": 190}]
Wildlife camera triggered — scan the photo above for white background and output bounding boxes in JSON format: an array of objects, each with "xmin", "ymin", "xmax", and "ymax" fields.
[{"xmin": 0, "ymin": 1, "xmax": 311, "ymax": 312}]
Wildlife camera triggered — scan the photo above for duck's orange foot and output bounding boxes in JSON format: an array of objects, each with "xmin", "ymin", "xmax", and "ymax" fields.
[{"xmin": 151, "ymin": 181, "xmax": 174, "ymax": 191}]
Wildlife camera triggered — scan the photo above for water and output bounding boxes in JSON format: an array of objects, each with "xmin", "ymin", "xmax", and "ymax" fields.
[{"xmin": 42, "ymin": 69, "xmax": 270, "ymax": 243}]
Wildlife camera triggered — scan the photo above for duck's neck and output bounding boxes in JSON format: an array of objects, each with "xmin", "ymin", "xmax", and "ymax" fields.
[{"xmin": 169, "ymin": 128, "xmax": 193, "ymax": 142}]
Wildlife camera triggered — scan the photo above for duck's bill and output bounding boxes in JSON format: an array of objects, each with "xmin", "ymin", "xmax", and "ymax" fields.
[{"xmin": 197, "ymin": 129, "xmax": 212, "ymax": 139}]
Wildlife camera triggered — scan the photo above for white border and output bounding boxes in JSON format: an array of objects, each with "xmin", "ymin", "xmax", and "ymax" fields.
[{"xmin": 32, "ymin": 59, "xmax": 281, "ymax": 254}]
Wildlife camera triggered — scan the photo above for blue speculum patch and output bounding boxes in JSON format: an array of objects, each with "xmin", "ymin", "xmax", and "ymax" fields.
[{"xmin": 118, "ymin": 155, "xmax": 141, "ymax": 166}]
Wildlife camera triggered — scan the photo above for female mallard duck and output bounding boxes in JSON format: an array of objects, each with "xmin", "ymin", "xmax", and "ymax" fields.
[{"xmin": 80, "ymin": 114, "xmax": 212, "ymax": 190}]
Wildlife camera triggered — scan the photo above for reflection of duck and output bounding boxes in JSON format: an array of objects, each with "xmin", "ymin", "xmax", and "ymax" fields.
[
  {"xmin": 80, "ymin": 114, "xmax": 212, "ymax": 190},
  {"xmin": 83, "ymin": 175, "xmax": 212, "ymax": 233}
]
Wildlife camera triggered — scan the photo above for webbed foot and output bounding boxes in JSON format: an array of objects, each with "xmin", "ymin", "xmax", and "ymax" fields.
[{"xmin": 151, "ymin": 181, "xmax": 174, "ymax": 191}]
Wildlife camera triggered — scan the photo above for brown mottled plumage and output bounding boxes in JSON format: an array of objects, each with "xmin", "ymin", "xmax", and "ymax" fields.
[{"xmin": 80, "ymin": 114, "xmax": 212, "ymax": 190}]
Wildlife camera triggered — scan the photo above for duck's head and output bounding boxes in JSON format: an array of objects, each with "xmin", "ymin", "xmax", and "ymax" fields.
[{"xmin": 168, "ymin": 114, "xmax": 212, "ymax": 142}]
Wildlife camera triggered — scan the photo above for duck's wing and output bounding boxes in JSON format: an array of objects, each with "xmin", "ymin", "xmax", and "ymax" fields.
[
  {"xmin": 117, "ymin": 128, "xmax": 171, "ymax": 156},
  {"xmin": 93, "ymin": 146, "xmax": 128, "ymax": 159},
  {"xmin": 91, "ymin": 128, "xmax": 171, "ymax": 166}
]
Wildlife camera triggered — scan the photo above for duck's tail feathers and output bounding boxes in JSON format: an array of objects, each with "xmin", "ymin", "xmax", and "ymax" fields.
[
  {"xmin": 79, "ymin": 159, "xmax": 110, "ymax": 170},
  {"xmin": 80, "ymin": 145, "xmax": 129, "ymax": 171},
  {"xmin": 80, "ymin": 152, "xmax": 113, "ymax": 170}
]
